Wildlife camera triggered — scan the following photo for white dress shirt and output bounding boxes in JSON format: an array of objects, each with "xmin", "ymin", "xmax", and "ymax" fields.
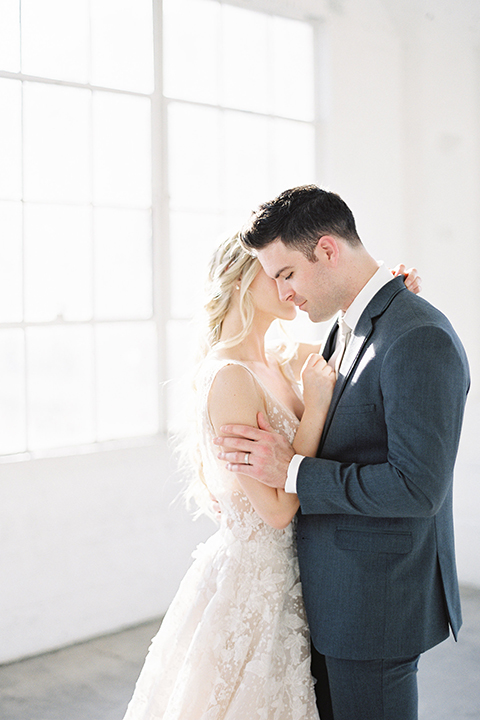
[{"xmin": 285, "ymin": 262, "xmax": 393, "ymax": 493}]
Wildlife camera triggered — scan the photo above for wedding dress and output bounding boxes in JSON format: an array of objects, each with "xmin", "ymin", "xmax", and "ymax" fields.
[{"xmin": 122, "ymin": 357, "xmax": 319, "ymax": 720}]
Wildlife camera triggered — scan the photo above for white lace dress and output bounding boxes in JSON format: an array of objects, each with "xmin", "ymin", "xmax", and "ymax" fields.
[{"xmin": 122, "ymin": 358, "xmax": 319, "ymax": 720}]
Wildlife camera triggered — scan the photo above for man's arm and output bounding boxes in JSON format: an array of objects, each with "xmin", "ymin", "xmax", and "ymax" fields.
[
  {"xmin": 216, "ymin": 325, "xmax": 469, "ymax": 518},
  {"xmin": 295, "ymin": 325, "xmax": 469, "ymax": 518}
]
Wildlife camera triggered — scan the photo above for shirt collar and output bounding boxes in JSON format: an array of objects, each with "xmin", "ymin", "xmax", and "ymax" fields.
[{"xmin": 341, "ymin": 262, "xmax": 393, "ymax": 332}]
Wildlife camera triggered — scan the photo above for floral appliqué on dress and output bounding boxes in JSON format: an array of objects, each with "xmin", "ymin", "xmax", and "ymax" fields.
[{"xmin": 122, "ymin": 357, "xmax": 319, "ymax": 720}]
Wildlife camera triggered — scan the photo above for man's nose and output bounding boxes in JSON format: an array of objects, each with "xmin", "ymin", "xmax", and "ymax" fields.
[{"xmin": 278, "ymin": 282, "xmax": 294, "ymax": 302}]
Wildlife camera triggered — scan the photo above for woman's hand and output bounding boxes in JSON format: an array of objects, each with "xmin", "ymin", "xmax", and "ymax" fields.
[
  {"xmin": 301, "ymin": 353, "xmax": 336, "ymax": 412},
  {"xmin": 391, "ymin": 264, "xmax": 422, "ymax": 294}
]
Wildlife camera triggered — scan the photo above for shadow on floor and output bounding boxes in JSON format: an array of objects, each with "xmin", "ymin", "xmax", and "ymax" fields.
[{"xmin": 1, "ymin": 586, "xmax": 479, "ymax": 720}]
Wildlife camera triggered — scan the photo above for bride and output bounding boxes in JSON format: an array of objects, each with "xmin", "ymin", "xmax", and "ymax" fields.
[{"xmin": 122, "ymin": 233, "xmax": 419, "ymax": 720}]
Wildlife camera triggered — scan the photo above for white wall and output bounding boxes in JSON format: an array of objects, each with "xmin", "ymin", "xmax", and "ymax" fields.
[
  {"xmin": 319, "ymin": 0, "xmax": 480, "ymax": 592},
  {"xmin": 1, "ymin": 0, "xmax": 480, "ymax": 664},
  {"xmin": 0, "ymin": 443, "xmax": 213, "ymax": 664},
  {"xmin": 388, "ymin": 0, "xmax": 480, "ymax": 594}
]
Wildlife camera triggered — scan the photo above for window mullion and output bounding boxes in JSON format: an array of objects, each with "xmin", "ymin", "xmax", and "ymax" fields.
[{"xmin": 152, "ymin": 0, "xmax": 170, "ymax": 435}]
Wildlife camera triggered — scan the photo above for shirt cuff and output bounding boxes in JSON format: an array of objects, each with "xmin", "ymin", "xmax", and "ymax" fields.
[{"xmin": 285, "ymin": 454, "xmax": 305, "ymax": 494}]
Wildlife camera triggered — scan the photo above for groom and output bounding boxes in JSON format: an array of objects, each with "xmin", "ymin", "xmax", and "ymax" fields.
[{"xmin": 215, "ymin": 185, "xmax": 470, "ymax": 720}]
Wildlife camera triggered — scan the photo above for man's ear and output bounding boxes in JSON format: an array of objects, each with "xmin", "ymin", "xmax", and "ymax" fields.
[{"xmin": 315, "ymin": 235, "xmax": 340, "ymax": 265}]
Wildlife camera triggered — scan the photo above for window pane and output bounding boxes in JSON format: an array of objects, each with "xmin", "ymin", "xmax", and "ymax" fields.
[
  {"xmin": 0, "ymin": 78, "xmax": 22, "ymax": 201},
  {"xmin": 96, "ymin": 322, "xmax": 158, "ymax": 441},
  {"xmin": 168, "ymin": 102, "xmax": 221, "ymax": 212},
  {"xmin": 270, "ymin": 119, "xmax": 316, "ymax": 196},
  {"xmin": 0, "ymin": 202, "xmax": 22, "ymax": 322},
  {"xmin": 272, "ymin": 17, "xmax": 315, "ymax": 121},
  {"xmin": 91, "ymin": 0, "xmax": 154, "ymax": 93},
  {"xmin": 21, "ymin": 0, "xmax": 89, "ymax": 83},
  {"xmin": 170, "ymin": 211, "xmax": 221, "ymax": 318},
  {"xmin": 0, "ymin": 0, "xmax": 20, "ymax": 72},
  {"xmin": 24, "ymin": 204, "xmax": 92, "ymax": 322},
  {"xmin": 163, "ymin": 0, "xmax": 219, "ymax": 104},
  {"xmin": 26, "ymin": 325, "xmax": 95, "ymax": 450},
  {"xmin": 221, "ymin": 5, "xmax": 269, "ymax": 114},
  {"xmin": 93, "ymin": 92, "xmax": 151, "ymax": 208},
  {"xmin": 94, "ymin": 208, "xmax": 153, "ymax": 320},
  {"xmin": 0, "ymin": 329, "xmax": 26, "ymax": 455},
  {"xmin": 23, "ymin": 82, "xmax": 90, "ymax": 203},
  {"xmin": 224, "ymin": 110, "xmax": 269, "ymax": 214}
]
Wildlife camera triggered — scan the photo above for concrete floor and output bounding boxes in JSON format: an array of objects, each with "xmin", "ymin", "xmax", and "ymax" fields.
[{"xmin": 1, "ymin": 586, "xmax": 479, "ymax": 720}]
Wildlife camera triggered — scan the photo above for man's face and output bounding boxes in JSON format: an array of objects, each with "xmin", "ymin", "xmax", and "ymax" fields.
[{"xmin": 257, "ymin": 238, "xmax": 342, "ymax": 323}]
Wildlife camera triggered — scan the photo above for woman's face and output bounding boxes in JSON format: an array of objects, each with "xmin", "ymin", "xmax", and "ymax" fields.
[{"xmin": 248, "ymin": 267, "xmax": 297, "ymax": 322}]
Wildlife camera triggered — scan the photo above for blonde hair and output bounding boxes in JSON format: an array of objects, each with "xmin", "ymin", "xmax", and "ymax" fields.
[
  {"xmin": 199, "ymin": 231, "xmax": 261, "ymax": 358},
  {"xmin": 178, "ymin": 233, "xmax": 260, "ymax": 519},
  {"xmin": 200, "ymin": 231, "xmax": 296, "ymax": 362},
  {"xmin": 179, "ymin": 232, "xmax": 296, "ymax": 519}
]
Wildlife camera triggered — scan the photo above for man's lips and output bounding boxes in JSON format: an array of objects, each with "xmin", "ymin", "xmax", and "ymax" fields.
[{"xmin": 297, "ymin": 300, "xmax": 307, "ymax": 311}]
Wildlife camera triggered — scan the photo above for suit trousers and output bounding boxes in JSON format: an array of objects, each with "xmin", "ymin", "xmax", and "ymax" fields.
[{"xmin": 311, "ymin": 642, "xmax": 420, "ymax": 720}]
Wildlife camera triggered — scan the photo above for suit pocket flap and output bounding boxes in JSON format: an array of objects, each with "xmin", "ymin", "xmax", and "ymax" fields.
[{"xmin": 335, "ymin": 528, "xmax": 412, "ymax": 554}]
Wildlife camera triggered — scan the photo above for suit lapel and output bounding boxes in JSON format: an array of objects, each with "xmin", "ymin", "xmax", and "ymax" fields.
[
  {"xmin": 317, "ymin": 276, "xmax": 406, "ymax": 455},
  {"xmin": 318, "ymin": 323, "xmax": 373, "ymax": 452}
]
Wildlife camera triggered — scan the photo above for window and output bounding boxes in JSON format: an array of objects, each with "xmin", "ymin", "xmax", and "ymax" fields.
[
  {"xmin": 163, "ymin": 0, "xmax": 317, "ymax": 429},
  {"xmin": 0, "ymin": 0, "xmax": 157, "ymax": 456},
  {"xmin": 0, "ymin": 0, "xmax": 318, "ymax": 456}
]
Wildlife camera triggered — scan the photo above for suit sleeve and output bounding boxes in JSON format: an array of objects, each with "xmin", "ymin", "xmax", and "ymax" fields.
[{"xmin": 297, "ymin": 324, "xmax": 470, "ymax": 517}]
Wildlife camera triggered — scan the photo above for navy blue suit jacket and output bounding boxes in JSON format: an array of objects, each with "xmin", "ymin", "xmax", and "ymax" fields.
[{"xmin": 296, "ymin": 276, "xmax": 470, "ymax": 660}]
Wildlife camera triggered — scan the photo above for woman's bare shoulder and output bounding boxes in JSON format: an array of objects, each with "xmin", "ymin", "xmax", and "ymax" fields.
[{"xmin": 208, "ymin": 363, "xmax": 265, "ymax": 434}]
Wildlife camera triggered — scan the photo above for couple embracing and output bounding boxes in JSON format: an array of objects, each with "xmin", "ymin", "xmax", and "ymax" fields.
[{"xmin": 123, "ymin": 185, "xmax": 469, "ymax": 720}]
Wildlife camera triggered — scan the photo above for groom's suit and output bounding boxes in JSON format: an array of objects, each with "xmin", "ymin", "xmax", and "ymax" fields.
[{"xmin": 295, "ymin": 276, "xmax": 469, "ymax": 714}]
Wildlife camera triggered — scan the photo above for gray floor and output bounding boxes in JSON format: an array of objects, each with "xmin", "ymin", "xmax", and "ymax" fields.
[{"xmin": 1, "ymin": 586, "xmax": 479, "ymax": 720}]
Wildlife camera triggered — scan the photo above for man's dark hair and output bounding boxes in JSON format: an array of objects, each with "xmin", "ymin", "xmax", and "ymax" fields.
[{"xmin": 240, "ymin": 185, "xmax": 362, "ymax": 260}]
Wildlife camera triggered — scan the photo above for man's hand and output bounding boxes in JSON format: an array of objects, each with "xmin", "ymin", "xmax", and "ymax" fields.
[{"xmin": 214, "ymin": 411, "xmax": 295, "ymax": 488}]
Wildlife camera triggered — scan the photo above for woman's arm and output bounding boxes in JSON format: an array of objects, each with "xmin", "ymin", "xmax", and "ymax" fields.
[
  {"xmin": 210, "ymin": 358, "xmax": 335, "ymax": 528},
  {"xmin": 209, "ymin": 364, "xmax": 299, "ymax": 529},
  {"xmin": 293, "ymin": 354, "xmax": 335, "ymax": 457}
]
